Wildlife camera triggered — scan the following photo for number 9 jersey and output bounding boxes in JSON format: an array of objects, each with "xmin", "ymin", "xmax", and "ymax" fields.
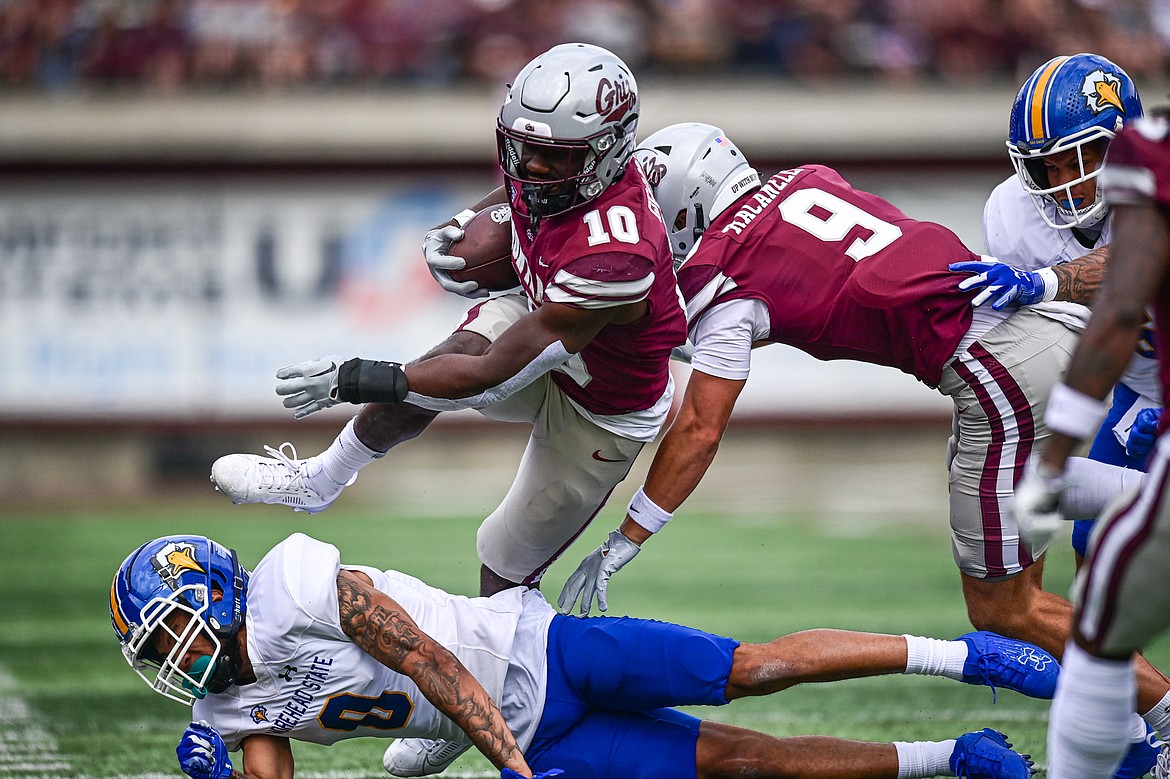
[
  {"xmin": 193, "ymin": 533, "xmax": 552, "ymax": 752},
  {"xmin": 677, "ymin": 165, "xmax": 980, "ymax": 388}
]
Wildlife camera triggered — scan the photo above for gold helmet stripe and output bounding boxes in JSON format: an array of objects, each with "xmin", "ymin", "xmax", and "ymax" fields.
[
  {"xmin": 1030, "ymin": 56, "xmax": 1070, "ymax": 142},
  {"xmin": 110, "ymin": 576, "xmax": 130, "ymax": 636}
]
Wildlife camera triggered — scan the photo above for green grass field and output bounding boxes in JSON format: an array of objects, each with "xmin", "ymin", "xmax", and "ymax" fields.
[{"xmin": 3, "ymin": 492, "xmax": 1166, "ymax": 778}]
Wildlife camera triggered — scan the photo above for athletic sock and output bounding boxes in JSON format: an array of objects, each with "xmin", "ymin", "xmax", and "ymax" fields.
[
  {"xmin": 1061, "ymin": 456, "xmax": 1144, "ymax": 520},
  {"xmin": 1049, "ymin": 641, "xmax": 1135, "ymax": 779},
  {"xmin": 318, "ymin": 417, "xmax": 382, "ymax": 487},
  {"xmin": 1143, "ymin": 690, "xmax": 1170, "ymax": 738},
  {"xmin": 894, "ymin": 740, "xmax": 956, "ymax": 778},
  {"xmin": 903, "ymin": 635, "xmax": 968, "ymax": 680}
]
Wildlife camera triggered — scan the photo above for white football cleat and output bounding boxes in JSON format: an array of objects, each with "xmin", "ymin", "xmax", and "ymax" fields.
[
  {"xmin": 383, "ymin": 738, "xmax": 471, "ymax": 777},
  {"xmin": 210, "ymin": 442, "xmax": 353, "ymax": 514}
]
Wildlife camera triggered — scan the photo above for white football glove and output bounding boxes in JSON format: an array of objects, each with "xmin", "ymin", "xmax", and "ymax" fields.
[
  {"xmin": 557, "ymin": 530, "xmax": 641, "ymax": 616},
  {"xmin": 275, "ymin": 356, "xmax": 344, "ymax": 419},
  {"xmin": 1009, "ymin": 456, "xmax": 1067, "ymax": 550},
  {"xmin": 423, "ymin": 225, "xmax": 489, "ymax": 299}
]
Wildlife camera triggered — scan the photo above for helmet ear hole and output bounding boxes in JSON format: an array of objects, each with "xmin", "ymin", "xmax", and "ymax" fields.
[{"xmin": 672, "ymin": 209, "xmax": 687, "ymax": 231}]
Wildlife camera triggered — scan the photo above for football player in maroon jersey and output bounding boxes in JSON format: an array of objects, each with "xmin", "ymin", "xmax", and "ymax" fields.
[
  {"xmin": 212, "ymin": 44, "xmax": 687, "ymax": 775},
  {"xmin": 211, "ymin": 44, "xmax": 685, "ymax": 597},
  {"xmin": 1012, "ymin": 112, "xmax": 1170, "ymax": 778},
  {"xmin": 562, "ymin": 121, "xmax": 1136, "ymax": 611}
]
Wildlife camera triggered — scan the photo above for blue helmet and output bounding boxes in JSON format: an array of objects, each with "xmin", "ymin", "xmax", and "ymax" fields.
[
  {"xmin": 1008, "ymin": 53, "xmax": 1143, "ymax": 230},
  {"xmin": 110, "ymin": 535, "xmax": 249, "ymax": 705}
]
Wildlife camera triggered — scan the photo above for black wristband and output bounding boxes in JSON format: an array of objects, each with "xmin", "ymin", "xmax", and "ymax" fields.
[{"xmin": 336, "ymin": 359, "xmax": 409, "ymax": 404}]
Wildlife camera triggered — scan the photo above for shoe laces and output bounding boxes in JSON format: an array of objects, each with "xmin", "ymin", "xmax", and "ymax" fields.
[
  {"xmin": 973, "ymin": 654, "xmax": 1006, "ymax": 704},
  {"xmin": 1153, "ymin": 740, "xmax": 1170, "ymax": 779},
  {"xmin": 258, "ymin": 442, "xmax": 310, "ymax": 491}
]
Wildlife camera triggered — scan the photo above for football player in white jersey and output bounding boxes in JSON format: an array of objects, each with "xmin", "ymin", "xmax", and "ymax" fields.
[
  {"xmin": 949, "ymin": 53, "xmax": 1169, "ymax": 774},
  {"xmin": 112, "ymin": 532, "xmax": 1058, "ymax": 779}
]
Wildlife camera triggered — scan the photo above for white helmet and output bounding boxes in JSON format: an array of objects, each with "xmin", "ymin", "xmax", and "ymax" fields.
[
  {"xmin": 497, "ymin": 43, "xmax": 639, "ymax": 224},
  {"xmin": 633, "ymin": 123, "xmax": 759, "ymax": 259}
]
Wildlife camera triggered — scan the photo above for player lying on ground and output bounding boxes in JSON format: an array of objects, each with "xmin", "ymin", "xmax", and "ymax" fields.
[{"xmin": 111, "ymin": 532, "xmax": 1058, "ymax": 779}]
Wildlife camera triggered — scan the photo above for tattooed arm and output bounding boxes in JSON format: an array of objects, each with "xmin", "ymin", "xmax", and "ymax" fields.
[
  {"xmin": 335, "ymin": 569, "xmax": 533, "ymax": 777},
  {"xmin": 1050, "ymin": 245, "xmax": 1108, "ymax": 305}
]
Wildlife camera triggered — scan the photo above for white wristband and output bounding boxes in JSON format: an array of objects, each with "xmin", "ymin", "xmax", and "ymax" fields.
[
  {"xmin": 627, "ymin": 487, "xmax": 673, "ymax": 534},
  {"xmin": 1036, "ymin": 267, "xmax": 1059, "ymax": 303},
  {"xmin": 452, "ymin": 208, "xmax": 476, "ymax": 229},
  {"xmin": 1045, "ymin": 382, "xmax": 1109, "ymax": 440}
]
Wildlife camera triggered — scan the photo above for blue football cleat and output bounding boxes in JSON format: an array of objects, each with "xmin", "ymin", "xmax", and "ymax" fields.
[
  {"xmin": 1111, "ymin": 724, "xmax": 1162, "ymax": 779},
  {"xmin": 959, "ymin": 631, "xmax": 1060, "ymax": 700},
  {"xmin": 950, "ymin": 729, "xmax": 1034, "ymax": 779}
]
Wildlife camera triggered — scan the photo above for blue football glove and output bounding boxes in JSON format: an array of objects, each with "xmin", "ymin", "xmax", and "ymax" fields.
[
  {"xmin": 949, "ymin": 261, "xmax": 1057, "ymax": 310},
  {"xmin": 501, "ymin": 769, "xmax": 564, "ymax": 779},
  {"xmin": 177, "ymin": 721, "xmax": 233, "ymax": 779},
  {"xmin": 1126, "ymin": 407, "xmax": 1163, "ymax": 458}
]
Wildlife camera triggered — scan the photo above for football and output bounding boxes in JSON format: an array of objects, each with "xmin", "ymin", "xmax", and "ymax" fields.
[{"xmin": 448, "ymin": 204, "xmax": 519, "ymax": 291}]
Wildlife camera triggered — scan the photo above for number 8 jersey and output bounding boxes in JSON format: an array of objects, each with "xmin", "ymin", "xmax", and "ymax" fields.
[
  {"xmin": 677, "ymin": 165, "xmax": 980, "ymax": 388},
  {"xmin": 194, "ymin": 533, "xmax": 553, "ymax": 752}
]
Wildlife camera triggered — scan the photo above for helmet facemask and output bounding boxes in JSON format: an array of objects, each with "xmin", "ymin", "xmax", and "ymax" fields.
[
  {"xmin": 1010, "ymin": 130, "xmax": 1113, "ymax": 230},
  {"xmin": 124, "ymin": 583, "xmax": 238, "ymax": 705},
  {"xmin": 497, "ymin": 121, "xmax": 628, "ymax": 223}
]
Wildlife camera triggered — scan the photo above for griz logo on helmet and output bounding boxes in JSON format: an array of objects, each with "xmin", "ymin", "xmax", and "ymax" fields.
[
  {"xmin": 596, "ymin": 76, "xmax": 636, "ymax": 123},
  {"xmin": 640, "ymin": 158, "xmax": 667, "ymax": 187}
]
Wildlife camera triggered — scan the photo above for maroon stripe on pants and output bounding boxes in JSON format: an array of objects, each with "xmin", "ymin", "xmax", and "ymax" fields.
[{"xmin": 951, "ymin": 343, "xmax": 1036, "ymax": 577}]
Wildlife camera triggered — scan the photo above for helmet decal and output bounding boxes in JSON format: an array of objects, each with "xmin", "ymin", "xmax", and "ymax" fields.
[
  {"xmin": 639, "ymin": 157, "xmax": 667, "ymax": 187},
  {"xmin": 151, "ymin": 542, "xmax": 205, "ymax": 590},
  {"xmin": 250, "ymin": 705, "xmax": 270, "ymax": 724},
  {"xmin": 596, "ymin": 76, "xmax": 636, "ymax": 124},
  {"xmin": 1082, "ymin": 69, "xmax": 1126, "ymax": 115}
]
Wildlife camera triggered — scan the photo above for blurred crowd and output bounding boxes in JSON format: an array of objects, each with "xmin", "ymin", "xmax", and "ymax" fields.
[{"xmin": 2, "ymin": 0, "xmax": 1168, "ymax": 94}]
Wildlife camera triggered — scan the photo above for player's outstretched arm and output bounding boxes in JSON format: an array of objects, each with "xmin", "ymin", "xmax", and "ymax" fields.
[
  {"xmin": 558, "ymin": 370, "xmax": 745, "ymax": 615},
  {"xmin": 404, "ymin": 299, "xmax": 633, "ymax": 401},
  {"xmin": 334, "ymin": 570, "xmax": 534, "ymax": 777}
]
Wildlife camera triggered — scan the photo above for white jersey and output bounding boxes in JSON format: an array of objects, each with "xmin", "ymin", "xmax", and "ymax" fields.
[
  {"xmin": 194, "ymin": 534, "xmax": 555, "ymax": 752},
  {"xmin": 983, "ymin": 175, "xmax": 1160, "ymax": 400}
]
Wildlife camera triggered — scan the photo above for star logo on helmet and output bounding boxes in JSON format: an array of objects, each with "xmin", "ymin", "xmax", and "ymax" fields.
[
  {"xmin": 150, "ymin": 542, "xmax": 205, "ymax": 589},
  {"xmin": 1081, "ymin": 69, "xmax": 1126, "ymax": 115},
  {"xmin": 250, "ymin": 705, "xmax": 270, "ymax": 724}
]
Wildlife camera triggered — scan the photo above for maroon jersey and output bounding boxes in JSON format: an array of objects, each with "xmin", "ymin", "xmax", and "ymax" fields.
[
  {"xmin": 678, "ymin": 165, "xmax": 979, "ymax": 387},
  {"xmin": 509, "ymin": 159, "xmax": 687, "ymax": 415},
  {"xmin": 1101, "ymin": 117, "xmax": 1170, "ymax": 428}
]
